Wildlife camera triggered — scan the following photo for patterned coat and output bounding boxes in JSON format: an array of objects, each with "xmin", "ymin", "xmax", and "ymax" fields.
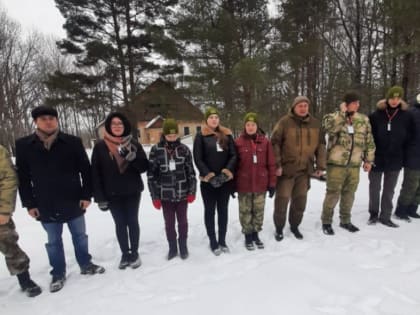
[
  {"xmin": 0, "ymin": 145, "xmax": 17, "ymax": 215},
  {"xmin": 322, "ymin": 109, "xmax": 375, "ymax": 167},
  {"xmin": 147, "ymin": 137, "xmax": 197, "ymax": 202}
]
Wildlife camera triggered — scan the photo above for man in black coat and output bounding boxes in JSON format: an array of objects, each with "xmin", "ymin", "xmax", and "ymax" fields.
[
  {"xmin": 368, "ymin": 86, "xmax": 413, "ymax": 227},
  {"xmin": 395, "ymin": 92, "xmax": 420, "ymax": 220},
  {"xmin": 15, "ymin": 106, "xmax": 105, "ymax": 293}
]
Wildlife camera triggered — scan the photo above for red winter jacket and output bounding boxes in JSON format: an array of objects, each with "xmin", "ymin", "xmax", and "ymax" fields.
[{"xmin": 234, "ymin": 132, "xmax": 276, "ymax": 193}]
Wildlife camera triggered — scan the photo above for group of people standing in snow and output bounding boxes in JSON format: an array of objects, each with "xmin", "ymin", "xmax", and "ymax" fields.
[{"xmin": 1, "ymin": 86, "xmax": 420, "ymax": 297}]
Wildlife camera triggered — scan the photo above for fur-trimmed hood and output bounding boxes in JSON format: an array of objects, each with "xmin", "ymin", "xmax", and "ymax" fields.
[
  {"xmin": 376, "ymin": 99, "xmax": 409, "ymax": 111},
  {"xmin": 201, "ymin": 124, "xmax": 232, "ymax": 136}
]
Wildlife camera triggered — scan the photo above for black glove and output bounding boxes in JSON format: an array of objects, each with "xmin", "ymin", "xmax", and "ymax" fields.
[
  {"xmin": 230, "ymin": 192, "xmax": 236, "ymax": 199},
  {"xmin": 268, "ymin": 187, "xmax": 275, "ymax": 198},
  {"xmin": 118, "ymin": 145, "xmax": 136, "ymax": 162},
  {"xmin": 98, "ymin": 201, "xmax": 109, "ymax": 211},
  {"xmin": 209, "ymin": 173, "xmax": 228, "ymax": 188}
]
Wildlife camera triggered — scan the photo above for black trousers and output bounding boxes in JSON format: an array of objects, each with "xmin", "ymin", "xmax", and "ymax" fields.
[
  {"xmin": 368, "ymin": 170, "xmax": 400, "ymax": 220},
  {"xmin": 109, "ymin": 193, "xmax": 141, "ymax": 255},
  {"xmin": 201, "ymin": 182, "xmax": 231, "ymax": 249}
]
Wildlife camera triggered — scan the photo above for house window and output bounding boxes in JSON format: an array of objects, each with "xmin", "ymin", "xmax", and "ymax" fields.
[
  {"xmin": 184, "ymin": 126, "xmax": 190, "ymax": 136},
  {"xmin": 196, "ymin": 126, "xmax": 201, "ymax": 133}
]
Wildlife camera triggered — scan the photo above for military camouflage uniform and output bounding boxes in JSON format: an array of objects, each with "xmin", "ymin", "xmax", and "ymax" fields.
[
  {"xmin": 238, "ymin": 193, "xmax": 266, "ymax": 233},
  {"xmin": 321, "ymin": 110, "xmax": 375, "ymax": 224},
  {"xmin": 0, "ymin": 145, "xmax": 30, "ymax": 275}
]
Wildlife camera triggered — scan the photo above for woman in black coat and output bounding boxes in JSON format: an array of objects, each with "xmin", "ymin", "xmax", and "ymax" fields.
[
  {"xmin": 193, "ymin": 106, "xmax": 237, "ymax": 255},
  {"xmin": 92, "ymin": 112, "xmax": 148, "ymax": 269}
]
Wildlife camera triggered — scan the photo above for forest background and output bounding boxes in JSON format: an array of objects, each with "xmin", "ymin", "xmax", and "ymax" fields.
[{"xmin": 1, "ymin": 0, "xmax": 419, "ymax": 151}]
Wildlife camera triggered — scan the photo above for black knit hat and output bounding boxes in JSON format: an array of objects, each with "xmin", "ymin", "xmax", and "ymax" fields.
[
  {"xmin": 31, "ymin": 106, "xmax": 58, "ymax": 119},
  {"xmin": 104, "ymin": 112, "xmax": 131, "ymax": 137},
  {"xmin": 343, "ymin": 91, "xmax": 360, "ymax": 104}
]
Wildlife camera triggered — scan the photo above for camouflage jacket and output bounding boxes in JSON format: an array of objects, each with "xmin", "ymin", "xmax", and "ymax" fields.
[
  {"xmin": 322, "ymin": 110, "xmax": 375, "ymax": 167},
  {"xmin": 0, "ymin": 145, "xmax": 17, "ymax": 215}
]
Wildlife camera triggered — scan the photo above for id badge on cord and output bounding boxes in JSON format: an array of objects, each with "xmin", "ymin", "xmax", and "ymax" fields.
[
  {"xmin": 169, "ymin": 159, "xmax": 176, "ymax": 171},
  {"xmin": 387, "ymin": 122, "xmax": 391, "ymax": 131},
  {"xmin": 253, "ymin": 154, "xmax": 257, "ymax": 164},
  {"xmin": 347, "ymin": 125, "xmax": 354, "ymax": 134},
  {"xmin": 216, "ymin": 142, "xmax": 223, "ymax": 152}
]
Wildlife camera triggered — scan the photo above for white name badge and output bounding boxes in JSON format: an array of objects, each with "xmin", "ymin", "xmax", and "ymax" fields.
[
  {"xmin": 169, "ymin": 159, "xmax": 176, "ymax": 171},
  {"xmin": 216, "ymin": 142, "xmax": 223, "ymax": 152},
  {"xmin": 253, "ymin": 154, "xmax": 257, "ymax": 164},
  {"xmin": 387, "ymin": 123, "xmax": 391, "ymax": 131},
  {"xmin": 347, "ymin": 125, "xmax": 354, "ymax": 134}
]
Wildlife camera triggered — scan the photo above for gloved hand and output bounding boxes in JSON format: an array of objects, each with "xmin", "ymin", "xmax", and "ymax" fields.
[
  {"xmin": 268, "ymin": 187, "xmax": 275, "ymax": 198},
  {"xmin": 230, "ymin": 192, "xmax": 236, "ymax": 199},
  {"xmin": 187, "ymin": 195, "xmax": 195, "ymax": 203},
  {"xmin": 118, "ymin": 145, "xmax": 136, "ymax": 162},
  {"xmin": 98, "ymin": 202, "xmax": 109, "ymax": 211},
  {"xmin": 209, "ymin": 173, "xmax": 228, "ymax": 188},
  {"xmin": 152, "ymin": 199, "xmax": 162, "ymax": 210}
]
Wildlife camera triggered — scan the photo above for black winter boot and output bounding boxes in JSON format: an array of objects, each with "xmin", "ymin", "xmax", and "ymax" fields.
[
  {"xmin": 274, "ymin": 228, "xmax": 284, "ymax": 241},
  {"xmin": 394, "ymin": 204, "xmax": 411, "ymax": 222},
  {"xmin": 245, "ymin": 234, "xmax": 255, "ymax": 250},
  {"xmin": 167, "ymin": 240, "xmax": 178, "ymax": 260},
  {"xmin": 367, "ymin": 213, "xmax": 379, "ymax": 225},
  {"xmin": 290, "ymin": 226, "xmax": 303, "ymax": 239},
  {"xmin": 407, "ymin": 205, "xmax": 420, "ymax": 219},
  {"xmin": 252, "ymin": 232, "xmax": 264, "ymax": 249},
  {"xmin": 178, "ymin": 239, "xmax": 189, "ymax": 259},
  {"xmin": 322, "ymin": 224, "xmax": 334, "ymax": 235},
  {"xmin": 339, "ymin": 222, "xmax": 360, "ymax": 232},
  {"xmin": 17, "ymin": 271, "xmax": 42, "ymax": 297}
]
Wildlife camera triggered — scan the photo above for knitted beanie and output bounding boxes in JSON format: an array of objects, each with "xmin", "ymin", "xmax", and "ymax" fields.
[
  {"xmin": 291, "ymin": 96, "xmax": 310, "ymax": 109},
  {"xmin": 244, "ymin": 112, "xmax": 258, "ymax": 125},
  {"xmin": 386, "ymin": 86, "xmax": 404, "ymax": 99},
  {"xmin": 204, "ymin": 106, "xmax": 220, "ymax": 120},
  {"xmin": 162, "ymin": 118, "xmax": 179, "ymax": 135}
]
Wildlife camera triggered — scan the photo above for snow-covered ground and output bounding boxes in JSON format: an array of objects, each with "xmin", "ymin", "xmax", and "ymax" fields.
[{"xmin": 1, "ymin": 166, "xmax": 420, "ymax": 315}]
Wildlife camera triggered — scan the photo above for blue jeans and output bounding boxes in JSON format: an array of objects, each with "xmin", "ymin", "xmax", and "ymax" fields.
[{"xmin": 41, "ymin": 215, "xmax": 91, "ymax": 277}]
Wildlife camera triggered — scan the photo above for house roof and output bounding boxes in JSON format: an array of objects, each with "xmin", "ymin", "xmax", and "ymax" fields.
[
  {"xmin": 145, "ymin": 115, "xmax": 164, "ymax": 129},
  {"xmin": 133, "ymin": 78, "xmax": 203, "ymax": 121}
]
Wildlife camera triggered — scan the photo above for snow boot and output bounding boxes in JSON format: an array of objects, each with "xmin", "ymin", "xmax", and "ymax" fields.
[
  {"xmin": 178, "ymin": 238, "xmax": 189, "ymax": 260},
  {"xmin": 394, "ymin": 204, "xmax": 411, "ymax": 222},
  {"xmin": 274, "ymin": 228, "xmax": 284, "ymax": 241},
  {"xmin": 252, "ymin": 232, "xmax": 264, "ymax": 249},
  {"xmin": 290, "ymin": 226, "xmax": 303, "ymax": 239},
  {"xmin": 81, "ymin": 262, "xmax": 105, "ymax": 275},
  {"xmin": 129, "ymin": 252, "xmax": 142, "ymax": 269},
  {"xmin": 17, "ymin": 271, "xmax": 42, "ymax": 297},
  {"xmin": 378, "ymin": 218, "xmax": 399, "ymax": 228},
  {"xmin": 245, "ymin": 233, "xmax": 255, "ymax": 250},
  {"xmin": 367, "ymin": 213, "xmax": 378, "ymax": 225},
  {"xmin": 49, "ymin": 275, "xmax": 66, "ymax": 293},
  {"xmin": 322, "ymin": 224, "xmax": 334, "ymax": 235},
  {"xmin": 407, "ymin": 205, "xmax": 420, "ymax": 219},
  {"xmin": 339, "ymin": 222, "xmax": 360, "ymax": 232},
  {"xmin": 118, "ymin": 252, "xmax": 131, "ymax": 269},
  {"xmin": 167, "ymin": 239, "xmax": 178, "ymax": 260}
]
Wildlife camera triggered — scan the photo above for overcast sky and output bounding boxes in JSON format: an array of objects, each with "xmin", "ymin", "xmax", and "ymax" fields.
[{"xmin": 0, "ymin": 0, "xmax": 65, "ymax": 37}]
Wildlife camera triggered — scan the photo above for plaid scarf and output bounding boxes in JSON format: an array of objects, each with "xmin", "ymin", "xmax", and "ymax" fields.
[
  {"xmin": 35, "ymin": 128, "xmax": 59, "ymax": 150},
  {"xmin": 103, "ymin": 132, "xmax": 133, "ymax": 173}
]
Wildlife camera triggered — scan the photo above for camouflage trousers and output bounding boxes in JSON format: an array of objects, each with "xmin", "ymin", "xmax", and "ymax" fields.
[
  {"xmin": 321, "ymin": 165, "xmax": 360, "ymax": 224},
  {"xmin": 397, "ymin": 168, "xmax": 420, "ymax": 206},
  {"xmin": 273, "ymin": 172, "xmax": 310, "ymax": 231},
  {"xmin": 238, "ymin": 192, "xmax": 266, "ymax": 234},
  {"xmin": 0, "ymin": 218, "xmax": 30, "ymax": 275}
]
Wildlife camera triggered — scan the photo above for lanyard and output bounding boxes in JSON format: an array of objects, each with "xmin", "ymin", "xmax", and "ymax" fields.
[{"xmin": 385, "ymin": 108, "xmax": 399, "ymax": 123}]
